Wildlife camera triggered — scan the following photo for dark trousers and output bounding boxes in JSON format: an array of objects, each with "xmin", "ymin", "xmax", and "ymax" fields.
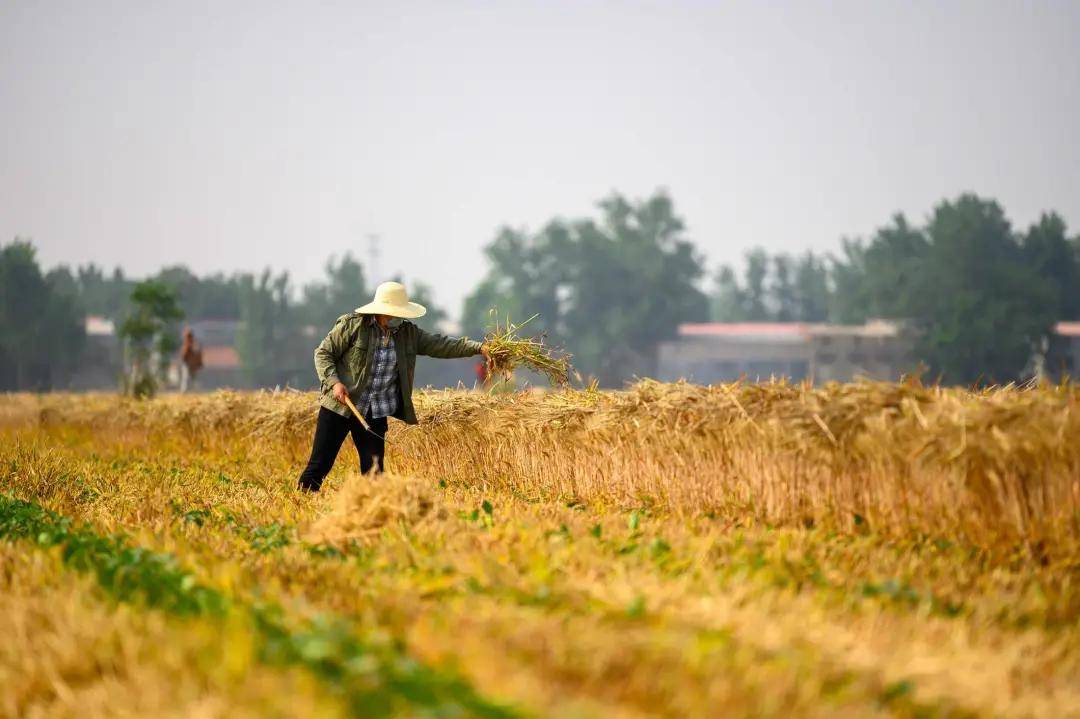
[{"xmin": 297, "ymin": 407, "xmax": 388, "ymax": 492}]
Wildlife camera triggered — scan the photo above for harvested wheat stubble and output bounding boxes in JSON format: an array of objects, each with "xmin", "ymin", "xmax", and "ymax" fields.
[
  {"xmin": 6, "ymin": 379, "xmax": 1079, "ymax": 559},
  {"xmin": 304, "ymin": 473, "xmax": 445, "ymax": 549}
]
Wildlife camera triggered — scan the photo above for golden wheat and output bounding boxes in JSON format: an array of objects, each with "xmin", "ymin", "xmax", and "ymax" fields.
[
  {"xmin": 2, "ymin": 396, "xmax": 1080, "ymax": 717},
  {"xmin": 9, "ymin": 379, "xmax": 1078, "ymax": 559},
  {"xmin": 482, "ymin": 314, "xmax": 572, "ymax": 385},
  {"xmin": 3, "ymin": 383, "xmax": 1080, "ymax": 717}
]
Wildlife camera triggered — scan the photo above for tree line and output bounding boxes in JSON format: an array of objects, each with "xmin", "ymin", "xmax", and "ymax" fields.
[
  {"xmin": 2, "ymin": 190, "xmax": 1078, "ymax": 390},
  {"xmin": 0, "ymin": 246, "xmax": 446, "ymax": 391},
  {"xmin": 710, "ymin": 196, "xmax": 1079, "ymax": 383}
]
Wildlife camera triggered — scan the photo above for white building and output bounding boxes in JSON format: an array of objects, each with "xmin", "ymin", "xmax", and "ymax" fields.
[{"xmin": 657, "ymin": 320, "xmax": 917, "ymax": 384}]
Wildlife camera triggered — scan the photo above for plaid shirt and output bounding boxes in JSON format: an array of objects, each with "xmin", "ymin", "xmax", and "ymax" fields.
[{"xmin": 359, "ymin": 329, "xmax": 399, "ymax": 419}]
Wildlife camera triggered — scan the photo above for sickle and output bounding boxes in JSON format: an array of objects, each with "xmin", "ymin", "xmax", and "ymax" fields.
[{"xmin": 340, "ymin": 393, "xmax": 388, "ymax": 447}]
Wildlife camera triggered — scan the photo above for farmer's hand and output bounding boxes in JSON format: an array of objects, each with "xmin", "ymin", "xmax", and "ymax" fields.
[
  {"xmin": 480, "ymin": 343, "xmax": 493, "ymax": 373},
  {"xmin": 332, "ymin": 382, "xmax": 347, "ymax": 403}
]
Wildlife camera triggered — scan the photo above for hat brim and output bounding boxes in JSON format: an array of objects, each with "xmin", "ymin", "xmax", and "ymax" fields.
[{"xmin": 354, "ymin": 301, "xmax": 427, "ymax": 319}]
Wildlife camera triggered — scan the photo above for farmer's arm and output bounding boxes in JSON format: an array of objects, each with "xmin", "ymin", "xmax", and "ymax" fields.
[
  {"xmin": 416, "ymin": 327, "xmax": 484, "ymax": 359},
  {"xmin": 314, "ymin": 316, "xmax": 357, "ymax": 392}
]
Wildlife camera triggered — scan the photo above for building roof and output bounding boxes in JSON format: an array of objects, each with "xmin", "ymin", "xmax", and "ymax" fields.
[
  {"xmin": 202, "ymin": 345, "xmax": 241, "ymax": 369},
  {"xmin": 808, "ymin": 319, "xmax": 903, "ymax": 338},
  {"xmin": 679, "ymin": 320, "xmax": 906, "ymax": 340},
  {"xmin": 188, "ymin": 319, "xmax": 240, "ymax": 329},
  {"xmin": 85, "ymin": 316, "xmax": 115, "ymax": 336},
  {"xmin": 1056, "ymin": 321, "xmax": 1080, "ymax": 337},
  {"xmin": 686, "ymin": 320, "xmax": 1079, "ymax": 338},
  {"xmin": 679, "ymin": 323, "xmax": 811, "ymax": 337}
]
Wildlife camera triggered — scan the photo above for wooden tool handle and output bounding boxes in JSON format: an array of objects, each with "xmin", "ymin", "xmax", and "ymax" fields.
[{"xmin": 340, "ymin": 394, "xmax": 371, "ymax": 430}]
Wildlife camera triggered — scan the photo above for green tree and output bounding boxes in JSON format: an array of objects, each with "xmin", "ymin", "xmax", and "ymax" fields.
[
  {"xmin": 237, "ymin": 270, "xmax": 294, "ymax": 387},
  {"xmin": 563, "ymin": 192, "xmax": 709, "ymax": 383},
  {"xmin": 829, "ymin": 216, "xmax": 927, "ymax": 325},
  {"xmin": 792, "ymin": 251, "xmax": 831, "ymax": 322},
  {"xmin": 1022, "ymin": 212, "xmax": 1080, "ymax": 320},
  {"xmin": 0, "ymin": 240, "xmax": 86, "ymax": 390},
  {"xmin": 710, "ymin": 265, "xmax": 745, "ymax": 321},
  {"xmin": 118, "ymin": 280, "xmax": 184, "ymax": 397},
  {"xmin": 911, "ymin": 195, "xmax": 1055, "ymax": 384},
  {"xmin": 75, "ymin": 264, "xmax": 132, "ymax": 319},
  {"xmin": 770, "ymin": 255, "xmax": 797, "ymax": 321},
  {"xmin": 299, "ymin": 253, "xmax": 369, "ymax": 329},
  {"xmin": 1, "ymin": 240, "xmax": 51, "ymax": 390},
  {"xmin": 42, "ymin": 267, "xmax": 87, "ymax": 387},
  {"xmin": 461, "ymin": 275, "xmax": 517, "ymax": 339},
  {"xmin": 399, "ymin": 279, "xmax": 448, "ymax": 332},
  {"xmin": 461, "ymin": 222, "xmax": 573, "ymax": 339},
  {"xmin": 711, "ymin": 249, "xmax": 833, "ymax": 323},
  {"xmin": 740, "ymin": 249, "xmax": 770, "ymax": 321},
  {"xmin": 151, "ymin": 266, "xmax": 243, "ymax": 320},
  {"xmin": 829, "ymin": 239, "xmax": 871, "ymax": 324},
  {"xmin": 861, "ymin": 214, "xmax": 928, "ymax": 319},
  {"xmin": 462, "ymin": 191, "xmax": 707, "ymax": 385}
]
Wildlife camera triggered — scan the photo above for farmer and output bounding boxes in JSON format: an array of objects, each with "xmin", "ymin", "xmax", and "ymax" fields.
[
  {"xmin": 297, "ymin": 281, "xmax": 490, "ymax": 492},
  {"xmin": 178, "ymin": 327, "xmax": 203, "ymax": 393}
]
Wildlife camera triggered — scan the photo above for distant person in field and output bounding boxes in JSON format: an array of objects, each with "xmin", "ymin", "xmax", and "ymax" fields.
[
  {"xmin": 178, "ymin": 327, "xmax": 203, "ymax": 393},
  {"xmin": 297, "ymin": 281, "xmax": 491, "ymax": 492},
  {"xmin": 474, "ymin": 356, "xmax": 490, "ymax": 389}
]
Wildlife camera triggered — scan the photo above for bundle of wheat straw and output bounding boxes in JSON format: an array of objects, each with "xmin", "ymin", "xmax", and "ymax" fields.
[
  {"xmin": 483, "ymin": 313, "xmax": 572, "ymax": 386},
  {"xmin": 303, "ymin": 473, "xmax": 443, "ymax": 548}
]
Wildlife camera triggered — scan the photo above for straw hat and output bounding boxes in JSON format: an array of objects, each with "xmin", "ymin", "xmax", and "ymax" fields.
[{"xmin": 355, "ymin": 281, "xmax": 427, "ymax": 319}]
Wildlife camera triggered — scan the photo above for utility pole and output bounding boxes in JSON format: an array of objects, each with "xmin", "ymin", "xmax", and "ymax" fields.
[{"xmin": 367, "ymin": 233, "xmax": 381, "ymax": 285}]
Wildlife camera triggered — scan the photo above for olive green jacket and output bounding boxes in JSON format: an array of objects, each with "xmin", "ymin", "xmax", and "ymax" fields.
[{"xmin": 314, "ymin": 313, "xmax": 483, "ymax": 424}]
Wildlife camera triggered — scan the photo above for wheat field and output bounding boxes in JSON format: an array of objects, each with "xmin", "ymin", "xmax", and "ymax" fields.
[{"xmin": 1, "ymin": 381, "xmax": 1078, "ymax": 717}]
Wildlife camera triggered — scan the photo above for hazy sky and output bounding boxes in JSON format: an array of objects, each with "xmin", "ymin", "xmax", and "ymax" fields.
[{"xmin": 3, "ymin": 1, "xmax": 1078, "ymax": 316}]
